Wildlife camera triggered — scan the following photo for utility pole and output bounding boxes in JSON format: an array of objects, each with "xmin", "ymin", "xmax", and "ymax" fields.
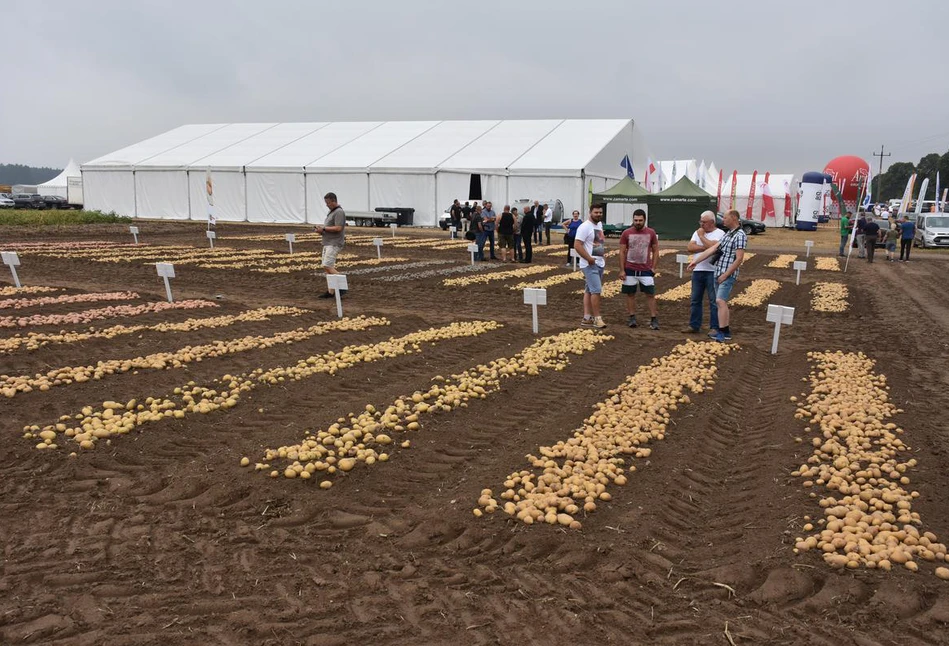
[{"xmin": 873, "ymin": 145, "xmax": 891, "ymax": 201}]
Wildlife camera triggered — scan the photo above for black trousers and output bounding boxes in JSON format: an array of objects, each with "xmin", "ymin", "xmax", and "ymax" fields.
[
  {"xmin": 865, "ymin": 235, "xmax": 877, "ymax": 262},
  {"xmin": 900, "ymin": 238, "xmax": 911, "ymax": 261},
  {"xmin": 523, "ymin": 232, "xmax": 533, "ymax": 262}
]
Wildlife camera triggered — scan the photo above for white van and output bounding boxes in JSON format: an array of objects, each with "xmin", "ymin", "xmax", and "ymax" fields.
[{"xmin": 914, "ymin": 214, "xmax": 949, "ymax": 248}]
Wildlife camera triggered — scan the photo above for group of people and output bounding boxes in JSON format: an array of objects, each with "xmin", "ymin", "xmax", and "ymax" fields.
[
  {"xmin": 313, "ymin": 192, "xmax": 747, "ymax": 343},
  {"xmin": 574, "ymin": 204, "xmax": 746, "ymax": 343},
  {"xmin": 839, "ymin": 210, "xmax": 916, "ymax": 263},
  {"xmin": 460, "ymin": 200, "xmax": 559, "ymax": 263}
]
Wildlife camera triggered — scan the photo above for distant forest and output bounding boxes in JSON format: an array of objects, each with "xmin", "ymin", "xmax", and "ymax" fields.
[{"xmin": 0, "ymin": 164, "xmax": 62, "ymax": 186}]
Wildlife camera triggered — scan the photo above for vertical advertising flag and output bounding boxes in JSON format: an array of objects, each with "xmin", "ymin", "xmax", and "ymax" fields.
[
  {"xmin": 716, "ymin": 169, "xmax": 724, "ymax": 212},
  {"xmin": 205, "ymin": 169, "xmax": 216, "ymax": 229},
  {"xmin": 729, "ymin": 171, "xmax": 738, "ymax": 210},
  {"xmin": 933, "ymin": 172, "xmax": 940, "ymax": 212},
  {"xmin": 914, "ymin": 178, "xmax": 930, "ymax": 214},
  {"xmin": 671, "ymin": 160, "xmax": 678, "ymax": 184},
  {"xmin": 759, "ymin": 172, "xmax": 770, "ymax": 221},
  {"xmin": 900, "ymin": 174, "xmax": 916, "ymax": 213},
  {"xmin": 941, "ymin": 188, "xmax": 948, "ymax": 213},
  {"xmin": 784, "ymin": 181, "xmax": 792, "ymax": 225},
  {"xmin": 697, "ymin": 160, "xmax": 707, "ymax": 189},
  {"xmin": 745, "ymin": 170, "xmax": 758, "ymax": 220},
  {"xmin": 760, "ymin": 181, "xmax": 776, "ymax": 223}
]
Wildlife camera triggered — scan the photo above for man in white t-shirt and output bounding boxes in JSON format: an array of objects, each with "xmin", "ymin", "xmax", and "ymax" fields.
[
  {"xmin": 543, "ymin": 204, "xmax": 553, "ymax": 245},
  {"xmin": 574, "ymin": 203, "xmax": 607, "ymax": 329},
  {"xmin": 684, "ymin": 210, "xmax": 724, "ymax": 333}
]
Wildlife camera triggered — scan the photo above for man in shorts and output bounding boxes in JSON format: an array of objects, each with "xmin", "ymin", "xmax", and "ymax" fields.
[
  {"xmin": 574, "ymin": 203, "xmax": 607, "ymax": 329},
  {"xmin": 688, "ymin": 209, "xmax": 746, "ymax": 342},
  {"xmin": 619, "ymin": 209, "xmax": 660, "ymax": 329},
  {"xmin": 316, "ymin": 192, "xmax": 347, "ymax": 299}
]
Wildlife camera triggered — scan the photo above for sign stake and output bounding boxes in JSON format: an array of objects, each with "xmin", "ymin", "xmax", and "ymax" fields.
[
  {"xmin": 373, "ymin": 237, "xmax": 383, "ymax": 259},
  {"xmin": 326, "ymin": 274, "xmax": 348, "ymax": 318},
  {"xmin": 523, "ymin": 288, "xmax": 547, "ymax": 334},
  {"xmin": 285, "ymin": 233, "xmax": 295, "ymax": 254},
  {"xmin": 129, "ymin": 225, "xmax": 139, "ymax": 245},
  {"xmin": 467, "ymin": 243, "xmax": 478, "ymax": 265},
  {"xmin": 156, "ymin": 262, "xmax": 176, "ymax": 302},
  {"xmin": 766, "ymin": 304, "xmax": 795, "ymax": 354},
  {"xmin": 804, "ymin": 240, "xmax": 814, "ymax": 257},
  {"xmin": 2, "ymin": 252, "xmax": 22, "ymax": 288},
  {"xmin": 206, "ymin": 230, "xmax": 216, "ymax": 249},
  {"xmin": 793, "ymin": 260, "xmax": 807, "ymax": 285},
  {"xmin": 676, "ymin": 253, "xmax": 689, "ymax": 279},
  {"xmin": 390, "ymin": 223, "xmax": 397, "ymax": 238}
]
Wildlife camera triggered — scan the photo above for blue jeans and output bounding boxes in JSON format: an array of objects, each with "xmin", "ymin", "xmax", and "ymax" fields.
[
  {"xmin": 514, "ymin": 234, "xmax": 523, "ymax": 260},
  {"xmin": 689, "ymin": 270, "xmax": 718, "ymax": 331},
  {"xmin": 485, "ymin": 229, "xmax": 496, "ymax": 258},
  {"xmin": 838, "ymin": 235, "xmax": 848, "ymax": 256},
  {"xmin": 716, "ymin": 274, "xmax": 737, "ymax": 300},
  {"xmin": 475, "ymin": 231, "xmax": 487, "ymax": 260}
]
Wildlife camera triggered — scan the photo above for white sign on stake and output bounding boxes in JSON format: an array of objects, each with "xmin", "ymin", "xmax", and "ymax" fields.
[
  {"xmin": 804, "ymin": 240, "xmax": 814, "ymax": 257},
  {"xmin": 285, "ymin": 233, "xmax": 295, "ymax": 254},
  {"xmin": 793, "ymin": 260, "xmax": 807, "ymax": 285},
  {"xmin": 676, "ymin": 253, "xmax": 689, "ymax": 279},
  {"xmin": 449, "ymin": 226, "xmax": 457, "ymax": 239},
  {"xmin": 129, "ymin": 225, "xmax": 139, "ymax": 245},
  {"xmin": 372, "ymin": 237, "xmax": 383, "ymax": 259},
  {"xmin": 467, "ymin": 243, "xmax": 479, "ymax": 265},
  {"xmin": 156, "ymin": 262, "xmax": 175, "ymax": 302},
  {"xmin": 206, "ymin": 230, "xmax": 216, "ymax": 248},
  {"xmin": 523, "ymin": 287, "xmax": 547, "ymax": 334},
  {"xmin": 2, "ymin": 251, "xmax": 22, "ymax": 288},
  {"xmin": 765, "ymin": 304, "xmax": 795, "ymax": 354},
  {"xmin": 326, "ymin": 274, "xmax": 348, "ymax": 318},
  {"xmin": 390, "ymin": 223, "xmax": 398, "ymax": 238},
  {"xmin": 570, "ymin": 248, "xmax": 580, "ymax": 271}
]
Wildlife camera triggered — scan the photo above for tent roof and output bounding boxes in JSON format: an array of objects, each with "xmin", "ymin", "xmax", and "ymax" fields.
[
  {"xmin": 83, "ymin": 119, "xmax": 642, "ymax": 175},
  {"xmin": 655, "ymin": 176, "xmax": 714, "ymax": 197},
  {"xmin": 37, "ymin": 159, "xmax": 81, "ymax": 188},
  {"xmin": 593, "ymin": 176, "xmax": 650, "ymax": 201}
]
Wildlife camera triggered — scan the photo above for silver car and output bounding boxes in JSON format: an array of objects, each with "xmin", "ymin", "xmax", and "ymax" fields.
[
  {"xmin": 0, "ymin": 196, "xmax": 15, "ymax": 209},
  {"xmin": 914, "ymin": 214, "xmax": 949, "ymax": 248}
]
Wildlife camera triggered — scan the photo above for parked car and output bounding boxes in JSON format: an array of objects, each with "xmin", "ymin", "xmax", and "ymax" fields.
[
  {"xmin": 914, "ymin": 214, "xmax": 949, "ymax": 248},
  {"xmin": 12, "ymin": 193, "xmax": 46, "ymax": 209},
  {"xmin": 0, "ymin": 196, "xmax": 14, "ymax": 209},
  {"xmin": 41, "ymin": 195, "xmax": 68, "ymax": 209},
  {"xmin": 716, "ymin": 214, "xmax": 765, "ymax": 236}
]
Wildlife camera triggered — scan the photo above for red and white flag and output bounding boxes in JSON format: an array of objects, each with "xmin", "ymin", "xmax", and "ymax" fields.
[
  {"xmin": 745, "ymin": 170, "xmax": 758, "ymax": 220},
  {"xmin": 645, "ymin": 158, "xmax": 657, "ymax": 192},
  {"xmin": 760, "ymin": 181, "xmax": 776, "ymax": 223},
  {"xmin": 716, "ymin": 169, "xmax": 723, "ymax": 212},
  {"xmin": 759, "ymin": 172, "xmax": 770, "ymax": 221},
  {"xmin": 729, "ymin": 171, "xmax": 738, "ymax": 210},
  {"xmin": 784, "ymin": 181, "xmax": 792, "ymax": 224}
]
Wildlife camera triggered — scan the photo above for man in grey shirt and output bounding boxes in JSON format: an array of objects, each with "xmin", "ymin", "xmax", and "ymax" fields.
[{"xmin": 316, "ymin": 192, "xmax": 347, "ymax": 298}]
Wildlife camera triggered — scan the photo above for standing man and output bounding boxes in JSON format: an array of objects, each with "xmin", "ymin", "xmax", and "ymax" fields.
[
  {"xmin": 520, "ymin": 205, "xmax": 536, "ymax": 263},
  {"xmin": 532, "ymin": 201, "xmax": 543, "ymax": 244},
  {"xmin": 838, "ymin": 210, "xmax": 852, "ymax": 257},
  {"xmin": 863, "ymin": 215, "xmax": 880, "ymax": 263},
  {"xmin": 497, "ymin": 205, "xmax": 516, "ymax": 263},
  {"xmin": 513, "ymin": 206, "xmax": 524, "ymax": 262},
  {"xmin": 482, "ymin": 201, "xmax": 498, "ymax": 260},
  {"xmin": 619, "ymin": 209, "xmax": 660, "ymax": 330},
  {"xmin": 563, "ymin": 210, "xmax": 583, "ymax": 267},
  {"xmin": 855, "ymin": 211, "xmax": 867, "ymax": 259},
  {"xmin": 461, "ymin": 201, "xmax": 472, "ymax": 232},
  {"xmin": 471, "ymin": 205, "xmax": 486, "ymax": 261},
  {"xmin": 899, "ymin": 215, "xmax": 915, "ymax": 262},
  {"xmin": 685, "ymin": 210, "xmax": 724, "ymax": 334},
  {"xmin": 575, "ymin": 203, "xmax": 607, "ymax": 329},
  {"xmin": 688, "ymin": 209, "xmax": 746, "ymax": 342},
  {"xmin": 316, "ymin": 192, "xmax": 347, "ymax": 299},
  {"xmin": 450, "ymin": 199, "xmax": 463, "ymax": 232},
  {"xmin": 543, "ymin": 203, "xmax": 553, "ymax": 245}
]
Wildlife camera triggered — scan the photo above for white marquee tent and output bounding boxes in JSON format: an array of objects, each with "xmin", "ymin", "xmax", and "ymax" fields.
[
  {"xmin": 720, "ymin": 173, "xmax": 797, "ymax": 227},
  {"xmin": 82, "ymin": 119, "xmax": 651, "ymax": 226},
  {"xmin": 35, "ymin": 159, "xmax": 81, "ymax": 198}
]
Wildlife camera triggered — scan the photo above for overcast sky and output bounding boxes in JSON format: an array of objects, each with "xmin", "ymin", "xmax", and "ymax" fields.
[{"xmin": 3, "ymin": 0, "xmax": 947, "ymax": 176}]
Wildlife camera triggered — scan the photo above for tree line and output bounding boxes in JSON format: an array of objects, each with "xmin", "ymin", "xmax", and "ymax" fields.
[
  {"xmin": 874, "ymin": 150, "xmax": 949, "ymax": 202},
  {"xmin": 0, "ymin": 164, "xmax": 62, "ymax": 186}
]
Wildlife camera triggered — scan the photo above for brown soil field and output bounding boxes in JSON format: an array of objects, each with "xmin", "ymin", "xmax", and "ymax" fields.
[{"xmin": 1, "ymin": 222, "xmax": 948, "ymax": 645}]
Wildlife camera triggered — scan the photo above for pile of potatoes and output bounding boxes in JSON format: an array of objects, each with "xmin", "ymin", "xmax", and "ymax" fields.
[
  {"xmin": 811, "ymin": 282, "xmax": 849, "ymax": 312},
  {"xmin": 791, "ymin": 350, "xmax": 948, "ymax": 578},
  {"xmin": 0, "ymin": 291, "xmax": 138, "ymax": 311},
  {"xmin": 197, "ymin": 252, "xmax": 329, "ymax": 270},
  {"xmin": 766, "ymin": 254, "xmax": 798, "ymax": 269},
  {"xmin": 444, "ymin": 264, "xmax": 554, "ymax": 287},
  {"xmin": 477, "ymin": 340, "xmax": 736, "ymax": 528},
  {"xmin": 34, "ymin": 319, "xmax": 495, "ymax": 450},
  {"xmin": 510, "ymin": 271, "xmax": 585, "ymax": 291},
  {"xmin": 1, "ymin": 299, "xmax": 217, "ymax": 330},
  {"xmin": 0, "ymin": 306, "xmax": 307, "ymax": 355},
  {"xmin": 657, "ymin": 282, "xmax": 692, "ymax": 302},
  {"xmin": 0, "ymin": 286, "xmax": 61, "ymax": 297},
  {"xmin": 814, "ymin": 257, "xmax": 841, "ymax": 272},
  {"xmin": 730, "ymin": 279, "xmax": 782, "ymax": 308},
  {"xmin": 255, "ymin": 327, "xmax": 608, "ymax": 483},
  {"xmin": 2, "ymin": 315, "xmax": 387, "ymax": 398},
  {"xmin": 253, "ymin": 256, "xmax": 410, "ymax": 274}
]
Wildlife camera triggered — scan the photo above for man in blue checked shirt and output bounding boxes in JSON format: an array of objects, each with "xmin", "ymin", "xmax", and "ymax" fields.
[{"xmin": 687, "ymin": 209, "xmax": 747, "ymax": 342}]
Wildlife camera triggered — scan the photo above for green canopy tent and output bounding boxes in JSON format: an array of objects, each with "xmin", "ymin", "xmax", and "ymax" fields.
[
  {"xmin": 646, "ymin": 176, "xmax": 716, "ymax": 239},
  {"xmin": 591, "ymin": 176, "xmax": 650, "ymax": 236}
]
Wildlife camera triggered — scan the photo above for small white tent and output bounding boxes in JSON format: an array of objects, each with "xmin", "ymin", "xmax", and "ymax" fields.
[{"xmin": 36, "ymin": 159, "xmax": 81, "ymax": 198}]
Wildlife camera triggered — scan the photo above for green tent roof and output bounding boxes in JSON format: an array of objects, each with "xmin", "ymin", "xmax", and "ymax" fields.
[
  {"xmin": 653, "ymin": 176, "xmax": 714, "ymax": 198},
  {"xmin": 592, "ymin": 176, "xmax": 649, "ymax": 203}
]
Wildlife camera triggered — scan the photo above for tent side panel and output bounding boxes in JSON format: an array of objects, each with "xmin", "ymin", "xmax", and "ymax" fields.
[
  {"xmin": 508, "ymin": 176, "xmax": 581, "ymax": 223},
  {"xmin": 83, "ymin": 170, "xmax": 134, "ymax": 216},
  {"xmin": 435, "ymin": 172, "xmax": 475, "ymax": 209},
  {"xmin": 135, "ymin": 171, "xmax": 189, "ymax": 219},
  {"xmin": 246, "ymin": 172, "xmax": 305, "ymax": 223},
  {"xmin": 583, "ymin": 122, "xmax": 640, "ymax": 182},
  {"xmin": 370, "ymin": 174, "xmax": 436, "ymax": 227},
  {"xmin": 188, "ymin": 170, "xmax": 246, "ymax": 222},
  {"xmin": 306, "ymin": 173, "xmax": 369, "ymax": 223}
]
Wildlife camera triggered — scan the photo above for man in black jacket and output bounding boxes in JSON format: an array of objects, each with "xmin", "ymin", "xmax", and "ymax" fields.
[{"xmin": 521, "ymin": 208, "xmax": 536, "ymax": 263}]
